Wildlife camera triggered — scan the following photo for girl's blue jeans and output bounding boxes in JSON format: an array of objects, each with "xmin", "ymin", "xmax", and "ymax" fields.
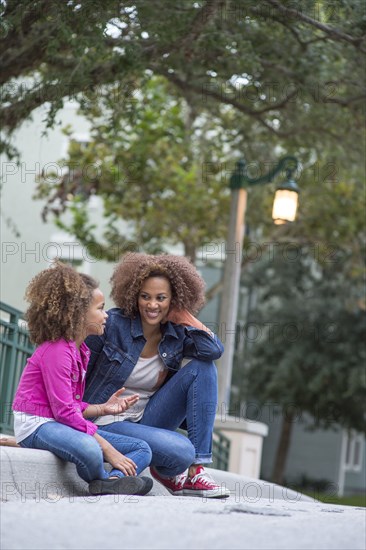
[
  {"xmin": 20, "ymin": 422, "xmax": 152, "ymax": 483},
  {"xmin": 101, "ymin": 359, "xmax": 218, "ymax": 476}
]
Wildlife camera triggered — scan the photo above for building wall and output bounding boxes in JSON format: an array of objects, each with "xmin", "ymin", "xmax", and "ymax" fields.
[
  {"xmin": 257, "ymin": 406, "xmax": 365, "ymax": 496},
  {"xmin": 258, "ymin": 408, "xmax": 340, "ymax": 485},
  {"xmin": 1, "ymin": 102, "xmax": 116, "ymax": 311}
]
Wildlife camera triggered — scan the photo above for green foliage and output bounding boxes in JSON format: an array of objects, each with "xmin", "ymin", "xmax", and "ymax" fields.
[
  {"xmin": 236, "ymin": 245, "xmax": 366, "ymax": 433},
  {"xmin": 35, "ymin": 75, "xmax": 232, "ymax": 260},
  {"xmin": 2, "ymin": 0, "xmax": 365, "ymax": 156},
  {"xmin": 303, "ymin": 492, "xmax": 366, "ymax": 507},
  {"xmin": 2, "ymin": 1, "xmax": 365, "ymax": 258}
]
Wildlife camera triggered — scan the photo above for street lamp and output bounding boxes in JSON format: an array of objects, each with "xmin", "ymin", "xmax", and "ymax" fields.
[{"xmin": 217, "ymin": 156, "xmax": 300, "ymax": 409}]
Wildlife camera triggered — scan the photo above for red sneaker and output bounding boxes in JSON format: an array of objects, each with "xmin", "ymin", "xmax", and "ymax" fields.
[
  {"xmin": 182, "ymin": 466, "xmax": 230, "ymax": 498},
  {"xmin": 150, "ymin": 467, "xmax": 187, "ymax": 495}
]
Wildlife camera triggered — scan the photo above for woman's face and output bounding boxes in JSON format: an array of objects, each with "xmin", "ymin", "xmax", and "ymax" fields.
[{"xmin": 138, "ymin": 276, "xmax": 172, "ymax": 328}]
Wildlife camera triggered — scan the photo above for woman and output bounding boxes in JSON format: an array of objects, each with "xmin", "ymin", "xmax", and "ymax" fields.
[{"xmin": 84, "ymin": 252, "xmax": 230, "ymax": 498}]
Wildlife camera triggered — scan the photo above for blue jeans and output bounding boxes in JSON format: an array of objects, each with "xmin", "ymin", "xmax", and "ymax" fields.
[
  {"xmin": 20, "ymin": 422, "xmax": 152, "ymax": 483},
  {"xmin": 102, "ymin": 359, "xmax": 218, "ymax": 473}
]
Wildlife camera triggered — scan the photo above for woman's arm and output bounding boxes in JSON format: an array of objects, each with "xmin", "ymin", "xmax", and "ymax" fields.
[
  {"xmin": 167, "ymin": 308, "xmax": 224, "ymax": 360},
  {"xmin": 85, "ymin": 333, "xmax": 106, "ymax": 372}
]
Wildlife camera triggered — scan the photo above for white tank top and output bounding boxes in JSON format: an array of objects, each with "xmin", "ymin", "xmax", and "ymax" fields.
[{"xmin": 95, "ymin": 354, "xmax": 166, "ymax": 425}]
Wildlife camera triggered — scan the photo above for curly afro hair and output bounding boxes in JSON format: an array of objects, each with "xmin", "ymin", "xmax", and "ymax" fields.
[
  {"xmin": 110, "ymin": 253, "xmax": 205, "ymax": 317},
  {"xmin": 25, "ymin": 261, "xmax": 99, "ymax": 345}
]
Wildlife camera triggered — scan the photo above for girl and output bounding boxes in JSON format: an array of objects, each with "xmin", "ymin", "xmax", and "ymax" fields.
[
  {"xmin": 12, "ymin": 262, "xmax": 153, "ymax": 496},
  {"xmin": 84, "ymin": 253, "xmax": 230, "ymax": 498}
]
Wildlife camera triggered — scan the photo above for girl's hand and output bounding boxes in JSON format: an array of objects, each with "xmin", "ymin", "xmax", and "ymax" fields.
[
  {"xmin": 102, "ymin": 388, "xmax": 139, "ymax": 415},
  {"xmin": 94, "ymin": 433, "xmax": 137, "ymax": 476},
  {"xmin": 103, "ymin": 446, "xmax": 137, "ymax": 476}
]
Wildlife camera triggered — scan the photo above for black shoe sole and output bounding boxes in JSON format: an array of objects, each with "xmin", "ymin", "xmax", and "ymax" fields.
[
  {"xmin": 89, "ymin": 476, "xmax": 146, "ymax": 496},
  {"xmin": 137, "ymin": 476, "xmax": 154, "ymax": 496}
]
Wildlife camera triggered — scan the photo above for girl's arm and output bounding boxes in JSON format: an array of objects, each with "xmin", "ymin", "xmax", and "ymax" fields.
[
  {"xmin": 93, "ymin": 432, "xmax": 137, "ymax": 476},
  {"xmin": 41, "ymin": 342, "xmax": 97, "ymax": 435},
  {"xmin": 83, "ymin": 388, "xmax": 139, "ymax": 418}
]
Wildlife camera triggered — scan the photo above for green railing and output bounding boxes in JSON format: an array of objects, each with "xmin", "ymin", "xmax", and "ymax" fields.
[
  {"xmin": 0, "ymin": 301, "xmax": 230, "ymax": 470},
  {"xmin": 0, "ymin": 302, "xmax": 35, "ymax": 434},
  {"xmin": 211, "ymin": 429, "xmax": 231, "ymax": 471}
]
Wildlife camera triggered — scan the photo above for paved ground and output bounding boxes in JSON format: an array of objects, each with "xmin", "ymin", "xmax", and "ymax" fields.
[
  {"xmin": 1, "ymin": 445, "xmax": 365, "ymax": 550},
  {"xmin": 2, "ymin": 492, "xmax": 365, "ymax": 550}
]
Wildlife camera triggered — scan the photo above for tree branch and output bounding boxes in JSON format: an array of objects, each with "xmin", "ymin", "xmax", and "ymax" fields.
[
  {"xmin": 164, "ymin": 0, "xmax": 226, "ymax": 56},
  {"xmin": 321, "ymin": 93, "xmax": 366, "ymax": 106},
  {"xmin": 265, "ymin": 0, "xmax": 366, "ymax": 52},
  {"xmin": 164, "ymin": 72, "xmax": 300, "ymax": 137}
]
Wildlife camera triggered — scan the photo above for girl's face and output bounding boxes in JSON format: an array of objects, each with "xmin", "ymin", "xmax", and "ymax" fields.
[
  {"xmin": 138, "ymin": 277, "xmax": 172, "ymax": 329},
  {"xmin": 84, "ymin": 288, "xmax": 108, "ymax": 337}
]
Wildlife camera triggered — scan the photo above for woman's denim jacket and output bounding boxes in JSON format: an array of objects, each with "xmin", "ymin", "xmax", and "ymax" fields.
[{"xmin": 84, "ymin": 308, "xmax": 224, "ymax": 404}]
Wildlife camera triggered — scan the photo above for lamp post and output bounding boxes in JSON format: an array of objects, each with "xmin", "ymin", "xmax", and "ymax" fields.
[{"xmin": 217, "ymin": 156, "xmax": 300, "ymax": 409}]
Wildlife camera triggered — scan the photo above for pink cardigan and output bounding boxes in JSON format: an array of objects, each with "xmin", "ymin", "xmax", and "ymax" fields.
[{"xmin": 13, "ymin": 339, "xmax": 97, "ymax": 435}]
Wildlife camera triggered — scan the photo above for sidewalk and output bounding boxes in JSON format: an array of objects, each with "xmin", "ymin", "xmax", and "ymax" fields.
[{"xmin": 1, "ymin": 446, "xmax": 365, "ymax": 550}]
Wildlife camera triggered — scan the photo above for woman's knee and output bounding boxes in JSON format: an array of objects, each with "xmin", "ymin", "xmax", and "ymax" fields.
[
  {"xmin": 171, "ymin": 434, "xmax": 195, "ymax": 466},
  {"xmin": 138, "ymin": 440, "xmax": 153, "ymax": 462},
  {"xmin": 186, "ymin": 359, "xmax": 218, "ymax": 380}
]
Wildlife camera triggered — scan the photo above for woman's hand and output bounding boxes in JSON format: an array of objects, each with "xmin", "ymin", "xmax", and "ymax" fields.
[
  {"xmin": 167, "ymin": 308, "xmax": 196, "ymax": 325},
  {"xmin": 83, "ymin": 388, "xmax": 139, "ymax": 419},
  {"xmin": 102, "ymin": 387, "xmax": 139, "ymax": 415},
  {"xmin": 167, "ymin": 308, "xmax": 213, "ymax": 334},
  {"xmin": 94, "ymin": 433, "xmax": 137, "ymax": 476}
]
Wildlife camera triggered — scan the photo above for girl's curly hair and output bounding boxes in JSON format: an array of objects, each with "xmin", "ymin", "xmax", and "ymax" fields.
[
  {"xmin": 25, "ymin": 261, "xmax": 99, "ymax": 345},
  {"xmin": 110, "ymin": 253, "xmax": 205, "ymax": 317}
]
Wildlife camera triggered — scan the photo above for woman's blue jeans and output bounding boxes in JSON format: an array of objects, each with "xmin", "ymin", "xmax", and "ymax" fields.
[
  {"xmin": 20, "ymin": 422, "xmax": 152, "ymax": 483},
  {"xmin": 101, "ymin": 359, "xmax": 218, "ymax": 475}
]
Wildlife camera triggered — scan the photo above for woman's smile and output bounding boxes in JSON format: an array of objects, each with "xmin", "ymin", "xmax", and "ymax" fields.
[{"xmin": 138, "ymin": 277, "xmax": 172, "ymax": 328}]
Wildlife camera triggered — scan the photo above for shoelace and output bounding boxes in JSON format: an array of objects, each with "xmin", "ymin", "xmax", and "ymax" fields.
[
  {"xmin": 171, "ymin": 472, "xmax": 187, "ymax": 487},
  {"xmin": 189, "ymin": 470, "xmax": 218, "ymax": 488}
]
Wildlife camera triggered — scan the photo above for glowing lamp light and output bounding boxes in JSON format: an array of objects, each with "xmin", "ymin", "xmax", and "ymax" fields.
[{"xmin": 272, "ymin": 178, "xmax": 299, "ymax": 225}]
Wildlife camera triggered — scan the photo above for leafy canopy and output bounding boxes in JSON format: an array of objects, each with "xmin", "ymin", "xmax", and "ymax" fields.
[
  {"xmin": 236, "ymin": 245, "xmax": 366, "ymax": 434},
  {"xmin": 2, "ymin": 1, "xmax": 365, "ymax": 260},
  {"xmin": 1, "ymin": 0, "xmax": 365, "ymax": 157}
]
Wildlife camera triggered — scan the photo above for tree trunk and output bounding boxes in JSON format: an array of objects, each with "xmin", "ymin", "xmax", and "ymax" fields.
[
  {"xmin": 271, "ymin": 409, "xmax": 295, "ymax": 486},
  {"xmin": 184, "ymin": 242, "xmax": 196, "ymax": 264}
]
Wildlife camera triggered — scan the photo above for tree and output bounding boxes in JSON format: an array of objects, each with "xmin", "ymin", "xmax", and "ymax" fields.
[
  {"xmin": 35, "ymin": 75, "xmax": 232, "ymax": 262},
  {"xmin": 235, "ymin": 244, "xmax": 365, "ymax": 485},
  {"xmin": 1, "ymin": 0, "xmax": 365, "ymax": 159},
  {"xmin": 2, "ymin": 1, "xmax": 364, "ymax": 260}
]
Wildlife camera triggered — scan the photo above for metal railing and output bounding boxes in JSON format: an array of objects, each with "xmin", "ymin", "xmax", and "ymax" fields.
[
  {"xmin": 0, "ymin": 302, "xmax": 35, "ymax": 434},
  {"xmin": 211, "ymin": 429, "xmax": 231, "ymax": 471},
  {"xmin": 0, "ymin": 301, "xmax": 230, "ymax": 470}
]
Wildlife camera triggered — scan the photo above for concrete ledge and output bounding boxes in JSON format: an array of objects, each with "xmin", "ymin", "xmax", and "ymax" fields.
[
  {"xmin": 0, "ymin": 446, "xmax": 169, "ymax": 501},
  {"xmin": 1, "ymin": 445, "xmax": 315, "ymax": 503},
  {"xmin": 1, "ymin": 445, "xmax": 90, "ymax": 500}
]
